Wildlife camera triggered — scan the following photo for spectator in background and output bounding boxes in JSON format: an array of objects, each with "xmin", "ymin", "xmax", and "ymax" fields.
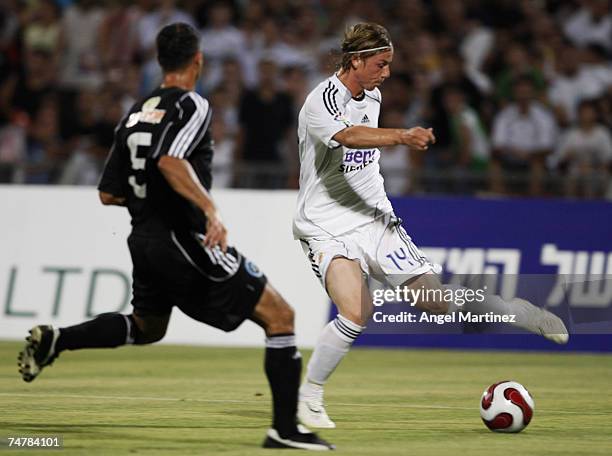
[
  {"xmin": 98, "ymin": 0, "xmax": 141, "ymax": 69},
  {"xmin": 106, "ymin": 63, "xmax": 143, "ymax": 114},
  {"xmin": 598, "ymin": 86, "xmax": 612, "ymax": 130},
  {"xmin": 200, "ymin": 1, "xmax": 243, "ymax": 62},
  {"xmin": 0, "ymin": 0, "xmax": 609, "ymax": 199},
  {"xmin": 137, "ymin": 0, "xmax": 195, "ymax": 57},
  {"xmin": 203, "ymin": 56, "xmax": 244, "ymax": 114},
  {"xmin": 59, "ymin": 88, "xmax": 124, "ymax": 185},
  {"xmin": 493, "ymin": 42, "xmax": 546, "ymax": 104},
  {"xmin": 549, "ymin": 43, "xmax": 612, "ymax": 126},
  {"xmin": 282, "ymin": 65, "xmax": 309, "ymax": 188},
  {"xmin": 0, "ymin": 1, "xmax": 20, "ymax": 72},
  {"xmin": 210, "ymin": 115, "xmax": 235, "ymax": 189},
  {"xmin": 563, "ymin": 0, "xmax": 612, "ymax": 53},
  {"xmin": 6, "ymin": 48, "xmax": 57, "ymax": 122},
  {"xmin": 553, "ymin": 99, "xmax": 612, "ymax": 198},
  {"xmin": 580, "ymin": 44, "xmax": 612, "ymax": 96},
  {"xmin": 379, "ymin": 109, "xmax": 414, "ymax": 196},
  {"xmin": 58, "ymin": 0, "xmax": 106, "ymax": 90},
  {"xmin": 137, "ymin": 0, "xmax": 196, "ymax": 92},
  {"xmin": 283, "ymin": 65, "xmax": 309, "ymax": 109},
  {"xmin": 427, "ymin": 52, "xmax": 485, "ymax": 158},
  {"xmin": 199, "ymin": 1, "xmax": 244, "ymax": 93},
  {"xmin": 209, "ymin": 83, "xmax": 239, "ymax": 136},
  {"xmin": 442, "ymin": 85, "xmax": 489, "ymax": 179},
  {"xmin": 431, "ymin": 0, "xmax": 494, "ymax": 92},
  {"xmin": 22, "ymin": 95, "xmax": 64, "ymax": 183},
  {"xmin": 64, "ymin": 89, "xmax": 98, "ymax": 141},
  {"xmin": 0, "ymin": 115, "xmax": 25, "ymax": 182},
  {"xmin": 239, "ymin": 17, "xmax": 313, "ymax": 88},
  {"xmin": 548, "ymin": 44, "xmax": 588, "ymax": 126},
  {"xmin": 23, "ymin": 0, "xmax": 61, "ymax": 59},
  {"xmin": 403, "ymin": 71, "xmax": 430, "ymax": 128},
  {"xmin": 490, "ymin": 76, "xmax": 558, "ymax": 196},
  {"xmin": 237, "ymin": 58, "xmax": 293, "ymax": 188}
]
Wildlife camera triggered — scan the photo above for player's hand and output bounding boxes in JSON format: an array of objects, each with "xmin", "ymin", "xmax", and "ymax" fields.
[
  {"xmin": 204, "ymin": 210, "xmax": 228, "ymax": 252},
  {"xmin": 400, "ymin": 127, "xmax": 435, "ymax": 151}
]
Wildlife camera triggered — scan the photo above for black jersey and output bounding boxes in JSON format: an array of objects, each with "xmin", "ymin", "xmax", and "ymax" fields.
[{"xmin": 98, "ymin": 87, "xmax": 213, "ymax": 236}]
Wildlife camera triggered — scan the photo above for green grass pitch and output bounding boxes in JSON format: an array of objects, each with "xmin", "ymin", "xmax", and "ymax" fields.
[{"xmin": 1, "ymin": 341, "xmax": 611, "ymax": 455}]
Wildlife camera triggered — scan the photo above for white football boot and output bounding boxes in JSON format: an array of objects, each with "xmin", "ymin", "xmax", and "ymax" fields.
[
  {"xmin": 298, "ymin": 382, "xmax": 336, "ymax": 429},
  {"xmin": 510, "ymin": 298, "xmax": 569, "ymax": 344}
]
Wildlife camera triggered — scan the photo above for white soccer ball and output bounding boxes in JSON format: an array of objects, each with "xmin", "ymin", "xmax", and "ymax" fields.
[{"xmin": 479, "ymin": 380, "xmax": 535, "ymax": 433}]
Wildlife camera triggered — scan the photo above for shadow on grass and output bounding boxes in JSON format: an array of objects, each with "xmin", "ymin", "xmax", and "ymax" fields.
[{"xmin": 0, "ymin": 422, "xmax": 264, "ymax": 432}]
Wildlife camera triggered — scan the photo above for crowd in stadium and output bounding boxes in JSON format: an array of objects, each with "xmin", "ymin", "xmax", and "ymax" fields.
[{"xmin": 0, "ymin": 0, "xmax": 611, "ymax": 198}]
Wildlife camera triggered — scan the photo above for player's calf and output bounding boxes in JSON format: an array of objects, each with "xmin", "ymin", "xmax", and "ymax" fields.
[
  {"xmin": 251, "ymin": 285, "xmax": 295, "ymax": 335},
  {"xmin": 250, "ymin": 285, "xmax": 304, "ymax": 439},
  {"xmin": 17, "ymin": 312, "xmax": 171, "ymax": 382}
]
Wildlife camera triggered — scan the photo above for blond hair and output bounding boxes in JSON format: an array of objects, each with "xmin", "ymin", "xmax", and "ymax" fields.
[{"xmin": 339, "ymin": 23, "xmax": 393, "ymax": 71}]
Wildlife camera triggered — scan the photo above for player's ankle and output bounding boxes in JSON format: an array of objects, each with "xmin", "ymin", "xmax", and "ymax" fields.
[
  {"xmin": 276, "ymin": 424, "xmax": 300, "ymax": 439},
  {"xmin": 301, "ymin": 379, "xmax": 324, "ymax": 395}
]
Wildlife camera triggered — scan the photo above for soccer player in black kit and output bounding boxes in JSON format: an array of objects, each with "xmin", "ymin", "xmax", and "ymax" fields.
[{"xmin": 17, "ymin": 23, "xmax": 333, "ymax": 451}]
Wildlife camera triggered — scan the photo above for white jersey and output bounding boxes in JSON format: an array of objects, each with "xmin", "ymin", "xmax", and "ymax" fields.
[{"xmin": 293, "ymin": 73, "xmax": 393, "ymax": 239}]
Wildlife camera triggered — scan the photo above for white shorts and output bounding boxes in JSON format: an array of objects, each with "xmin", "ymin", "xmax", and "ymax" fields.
[{"xmin": 299, "ymin": 213, "xmax": 440, "ymax": 289}]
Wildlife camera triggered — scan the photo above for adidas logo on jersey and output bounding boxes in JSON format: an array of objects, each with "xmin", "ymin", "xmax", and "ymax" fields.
[{"xmin": 361, "ymin": 114, "xmax": 370, "ymax": 123}]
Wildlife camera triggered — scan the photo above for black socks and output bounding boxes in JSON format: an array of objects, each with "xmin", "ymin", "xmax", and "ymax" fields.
[
  {"xmin": 56, "ymin": 312, "xmax": 133, "ymax": 352},
  {"xmin": 264, "ymin": 334, "xmax": 302, "ymax": 438}
]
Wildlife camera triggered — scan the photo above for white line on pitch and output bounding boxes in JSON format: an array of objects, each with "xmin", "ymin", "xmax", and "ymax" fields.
[{"xmin": 0, "ymin": 392, "xmax": 608, "ymax": 416}]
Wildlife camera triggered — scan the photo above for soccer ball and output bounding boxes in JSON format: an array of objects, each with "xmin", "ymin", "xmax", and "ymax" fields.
[{"xmin": 479, "ymin": 380, "xmax": 534, "ymax": 433}]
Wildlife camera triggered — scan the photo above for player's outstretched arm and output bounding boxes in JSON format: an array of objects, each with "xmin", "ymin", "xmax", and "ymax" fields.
[
  {"xmin": 333, "ymin": 126, "xmax": 435, "ymax": 151},
  {"xmin": 158, "ymin": 155, "xmax": 228, "ymax": 251}
]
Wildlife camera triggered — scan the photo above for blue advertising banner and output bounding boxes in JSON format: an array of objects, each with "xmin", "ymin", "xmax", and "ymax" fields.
[{"xmin": 331, "ymin": 196, "xmax": 612, "ymax": 352}]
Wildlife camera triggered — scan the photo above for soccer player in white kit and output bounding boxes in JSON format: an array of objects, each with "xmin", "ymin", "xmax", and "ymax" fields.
[{"xmin": 293, "ymin": 23, "xmax": 569, "ymax": 429}]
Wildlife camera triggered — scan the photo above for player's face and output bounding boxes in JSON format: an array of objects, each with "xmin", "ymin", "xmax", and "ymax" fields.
[{"xmin": 355, "ymin": 50, "xmax": 393, "ymax": 91}]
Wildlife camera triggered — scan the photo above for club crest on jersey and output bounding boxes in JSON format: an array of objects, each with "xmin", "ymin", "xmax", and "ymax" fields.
[
  {"xmin": 245, "ymin": 260, "xmax": 263, "ymax": 278},
  {"xmin": 126, "ymin": 96, "xmax": 166, "ymax": 128},
  {"xmin": 334, "ymin": 112, "xmax": 352, "ymax": 127}
]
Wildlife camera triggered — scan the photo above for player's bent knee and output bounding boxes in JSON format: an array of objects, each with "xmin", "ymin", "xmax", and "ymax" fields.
[
  {"xmin": 267, "ymin": 297, "xmax": 295, "ymax": 334},
  {"xmin": 136, "ymin": 328, "xmax": 166, "ymax": 344},
  {"xmin": 268, "ymin": 305, "xmax": 295, "ymax": 334},
  {"xmin": 130, "ymin": 314, "xmax": 169, "ymax": 345},
  {"xmin": 340, "ymin": 310, "xmax": 368, "ymax": 327},
  {"xmin": 252, "ymin": 285, "xmax": 296, "ymax": 334}
]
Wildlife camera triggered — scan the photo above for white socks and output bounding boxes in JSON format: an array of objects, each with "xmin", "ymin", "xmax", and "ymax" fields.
[{"xmin": 302, "ymin": 314, "xmax": 365, "ymax": 388}]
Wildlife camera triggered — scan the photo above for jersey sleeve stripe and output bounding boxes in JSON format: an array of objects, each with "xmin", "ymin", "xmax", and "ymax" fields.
[
  {"xmin": 171, "ymin": 93, "xmax": 208, "ymax": 158},
  {"xmin": 322, "ymin": 84, "xmax": 336, "ymax": 117},
  {"xmin": 330, "ymin": 86, "xmax": 340, "ymax": 113},
  {"xmin": 168, "ymin": 96, "xmax": 200, "ymax": 157},
  {"xmin": 326, "ymin": 86, "xmax": 339, "ymax": 116},
  {"xmin": 182, "ymin": 106, "xmax": 212, "ymax": 159},
  {"xmin": 168, "ymin": 92, "xmax": 209, "ymax": 159}
]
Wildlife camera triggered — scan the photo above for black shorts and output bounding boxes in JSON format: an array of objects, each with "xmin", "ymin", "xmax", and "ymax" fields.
[{"xmin": 127, "ymin": 230, "xmax": 267, "ymax": 332}]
